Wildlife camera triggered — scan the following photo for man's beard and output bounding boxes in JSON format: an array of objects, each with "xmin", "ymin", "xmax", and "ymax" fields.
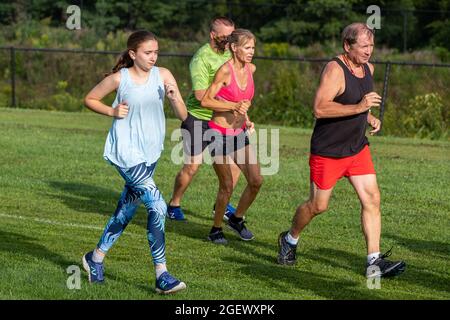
[{"xmin": 214, "ymin": 38, "xmax": 228, "ymax": 53}]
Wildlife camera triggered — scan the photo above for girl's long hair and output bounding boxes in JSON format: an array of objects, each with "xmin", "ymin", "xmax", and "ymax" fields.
[{"xmin": 106, "ymin": 30, "xmax": 157, "ymax": 76}]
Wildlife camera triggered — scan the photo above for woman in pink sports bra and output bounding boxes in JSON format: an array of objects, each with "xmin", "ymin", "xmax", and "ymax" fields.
[{"xmin": 200, "ymin": 29, "xmax": 263, "ymax": 244}]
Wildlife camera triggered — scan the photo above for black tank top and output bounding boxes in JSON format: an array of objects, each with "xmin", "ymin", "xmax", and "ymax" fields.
[{"xmin": 310, "ymin": 57, "xmax": 373, "ymax": 158}]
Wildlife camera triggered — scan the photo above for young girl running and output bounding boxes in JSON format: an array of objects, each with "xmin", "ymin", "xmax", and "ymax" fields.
[
  {"xmin": 201, "ymin": 29, "xmax": 263, "ymax": 244},
  {"xmin": 82, "ymin": 30, "xmax": 187, "ymax": 294}
]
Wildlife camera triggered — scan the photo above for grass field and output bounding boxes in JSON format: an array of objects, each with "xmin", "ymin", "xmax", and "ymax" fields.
[{"xmin": 0, "ymin": 108, "xmax": 449, "ymax": 300}]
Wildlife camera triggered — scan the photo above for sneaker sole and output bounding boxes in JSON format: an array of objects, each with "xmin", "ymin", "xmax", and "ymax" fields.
[
  {"xmin": 81, "ymin": 254, "xmax": 92, "ymax": 283},
  {"xmin": 155, "ymin": 282, "xmax": 187, "ymax": 294},
  {"xmin": 382, "ymin": 261, "xmax": 406, "ymax": 277},
  {"xmin": 366, "ymin": 261, "xmax": 406, "ymax": 278},
  {"xmin": 277, "ymin": 256, "xmax": 296, "ymax": 266},
  {"xmin": 207, "ymin": 236, "xmax": 228, "ymax": 245},
  {"xmin": 226, "ymin": 224, "xmax": 254, "ymax": 241},
  {"xmin": 166, "ymin": 214, "xmax": 186, "ymax": 221},
  {"xmin": 82, "ymin": 254, "xmax": 104, "ymax": 283}
]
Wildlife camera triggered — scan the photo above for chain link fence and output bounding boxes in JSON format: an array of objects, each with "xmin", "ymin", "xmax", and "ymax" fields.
[{"xmin": 0, "ymin": 46, "xmax": 449, "ymax": 138}]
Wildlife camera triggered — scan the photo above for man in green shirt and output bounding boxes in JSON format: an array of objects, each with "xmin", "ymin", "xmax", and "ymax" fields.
[{"xmin": 167, "ymin": 17, "xmax": 245, "ymax": 221}]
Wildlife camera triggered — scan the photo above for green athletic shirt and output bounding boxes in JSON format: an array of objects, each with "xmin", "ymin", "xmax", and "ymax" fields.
[{"xmin": 186, "ymin": 43, "xmax": 232, "ymax": 120}]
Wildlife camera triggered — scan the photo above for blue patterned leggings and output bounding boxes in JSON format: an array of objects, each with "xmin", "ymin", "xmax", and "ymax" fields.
[{"xmin": 97, "ymin": 162, "xmax": 167, "ymax": 265}]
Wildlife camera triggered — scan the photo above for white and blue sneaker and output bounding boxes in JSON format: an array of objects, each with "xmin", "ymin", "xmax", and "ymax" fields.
[
  {"xmin": 167, "ymin": 205, "xmax": 186, "ymax": 221},
  {"xmin": 155, "ymin": 271, "xmax": 186, "ymax": 294},
  {"xmin": 212, "ymin": 203, "xmax": 241, "ymax": 221},
  {"xmin": 82, "ymin": 251, "xmax": 104, "ymax": 283}
]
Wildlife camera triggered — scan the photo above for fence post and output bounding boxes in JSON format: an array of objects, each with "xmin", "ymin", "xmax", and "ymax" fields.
[
  {"xmin": 10, "ymin": 46, "xmax": 16, "ymax": 107},
  {"xmin": 379, "ymin": 62, "xmax": 391, "ymax": 135},
  {"xmin": 403, "ymin": 10, "xmax": 408, "ymax": 52},
  {"xmin": 226, "ymin": 0, "xmax": 232, "ymax": 20}
]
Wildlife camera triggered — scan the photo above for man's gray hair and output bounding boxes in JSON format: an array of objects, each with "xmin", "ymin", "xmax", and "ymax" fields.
[
  {"xmin": 210, "ymin": 16, "xmax": 235, "ymax": 33},
  {"xmin": 342, "ymin": 23, "xmax": 374, "ymax": 49}
]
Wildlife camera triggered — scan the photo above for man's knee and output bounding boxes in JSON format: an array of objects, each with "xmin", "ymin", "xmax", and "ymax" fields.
[
  {"xmin": 181, "ymin": 163, "xmax": 200, "ymax": 178},
  {"xmin": 219, "ymin": 180, "xmax": 234, "ymax": 197},
  {"xmin": 371, "ymin": 190, "xmax": 381, "ymax": 206},
  {"xmin": 311, "ymin": 200, "xmax": 328, "ymax": 215},
  {"xmin": 249, "ymin": 174, "xmax": 263, "ymax": 192},
  {"xmin": 362, "ymin": 190, "xmax": 381, "ymax": 211}
]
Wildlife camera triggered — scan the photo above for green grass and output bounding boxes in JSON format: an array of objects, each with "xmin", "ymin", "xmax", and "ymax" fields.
[{"xmin": 0, "ymin": 108, "xmax": 449, "ymax": 300}]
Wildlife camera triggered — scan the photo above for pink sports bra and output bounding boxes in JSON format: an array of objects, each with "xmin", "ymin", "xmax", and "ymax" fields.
[{"xmin": 215, "ymin": 61, "xmax": 254, "ymax": 102}]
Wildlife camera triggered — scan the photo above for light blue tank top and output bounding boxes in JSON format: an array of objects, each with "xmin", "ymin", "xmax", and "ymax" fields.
[{"xmin": 103, "ymin": 67, "xmax": 165, "ymax": 168}]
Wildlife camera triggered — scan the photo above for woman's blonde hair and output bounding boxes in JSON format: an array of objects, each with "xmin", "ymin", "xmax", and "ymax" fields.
[{"xmin": 227, "ymin": 29, "xmax": 256, "ymax": 54}]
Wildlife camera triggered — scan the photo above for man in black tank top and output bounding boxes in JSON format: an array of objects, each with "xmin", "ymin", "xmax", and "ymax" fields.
[{"xmin": 277, "ymin": 23, "xmax": 405, "ymax": 279}]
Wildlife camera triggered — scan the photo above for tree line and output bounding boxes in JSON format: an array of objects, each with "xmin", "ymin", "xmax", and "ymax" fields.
[{"xmin": 0, "ymin": 0, "xmax": 449, "ymax": 51}]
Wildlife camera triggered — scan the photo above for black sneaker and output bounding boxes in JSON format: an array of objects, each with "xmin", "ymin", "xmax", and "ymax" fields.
[
  {"xmin": 207, "ymin": 229, "xmax": 228, "ymax": 245},
  {"xmin": 366, "ymin": 248, "xmax": 406, "ymax": 278},
  {"xmin": 277, "ymin": 231, "xmax": 297, "ymax": 266},
  {"xmin": 227, "ymin": 219, "xmax": 254, "ymax": 241}
]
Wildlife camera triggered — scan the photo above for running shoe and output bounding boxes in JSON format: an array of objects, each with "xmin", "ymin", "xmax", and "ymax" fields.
[
  {"xmin": 227, "ymin": 219, "xmax": 254, "ymax": 241},
  {"xmin": 366, "ymin": 248, "xmax": 406, "ymax": 278},
  {"xmin": 207, "ymin": 229, "xmax": 228, "ymax": 245},
  {"xmin": 155, "ymin": 271, "xmax": 186, "ymax": 294},
  {"xmin": 82, "ymin": 251, "xmax": 105, "ymax": 283},
  {"xmin": 277, "ymin": 231, "xmax": 297, "ymax": 266},
  {"xmin": 167, "ymin": 205, "xmax": 186, "ymax": 221}
]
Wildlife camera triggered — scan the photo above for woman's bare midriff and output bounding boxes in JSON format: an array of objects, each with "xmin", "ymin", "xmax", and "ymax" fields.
[{"xmin": 212, "ymin": 110, "xmax": 246, "ymax": 129}]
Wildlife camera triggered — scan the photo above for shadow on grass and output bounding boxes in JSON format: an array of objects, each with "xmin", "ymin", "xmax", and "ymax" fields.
[
  {"xmin": 383, "ymin": 233, "xmax": 450, "ymax": 295},
  {"xmin": 46, "ymin": 180, "xmax": 214, "ymax": 228},
  {"xmin": 303, "ymin": 246, "xmax": 449, "ymax": 297},
  {"xmin": 384, "ymin": 233, "xmax": 449, "ymax": 258},
  {"xmin": 177, "ymin": 206, "xmax": 216, "ymax": 223},
  {"xmin": 46, "ymin": 181, "xmax": 208, "ymax": 225},
  {"xmin": 0, "ymin": 229, "xmax": 73, "ymax": 269},
  {"xmin": 301, "ymin": 247, "xmax": 364, "ymax": 276},
  {"xmin": 396, "ymin": 263, "xmax": 450, "ymax": 296},
  {"xmin": 46, "ymin": 180, "xmax": 120, "ymax": 215},
  {"xmin": 46, "ymin": 180, "xmax": 158, "ymax": 229},
  {"xmin": 46, "ymin": 181, "xmax": 218, "ymax": 247},
  {"xmin": 165, "ymin": 209, "xmax": 280, "ymax": 263},
  {"xmin": 220, "ymin": 255, "xmax": 384, "ymax": 300}
]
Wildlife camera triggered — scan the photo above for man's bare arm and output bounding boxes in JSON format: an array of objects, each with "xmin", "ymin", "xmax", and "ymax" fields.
[{"xmin": 313, "ymin": 61, "xmax": 381, "ymax": 119}]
